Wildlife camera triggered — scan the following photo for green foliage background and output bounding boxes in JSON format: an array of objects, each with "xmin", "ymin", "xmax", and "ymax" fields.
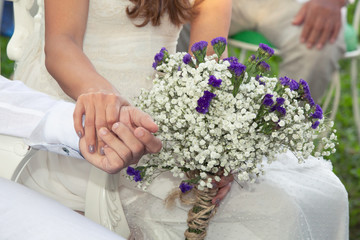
[{"xmin": 1, "ymin": 2, "xmax": 359, "ymax": 238}]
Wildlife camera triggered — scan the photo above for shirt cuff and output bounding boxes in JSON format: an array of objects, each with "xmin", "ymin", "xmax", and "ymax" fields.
[{"xmin": 26, "ymin": 101, "xmax": 84, "ymax": 159}]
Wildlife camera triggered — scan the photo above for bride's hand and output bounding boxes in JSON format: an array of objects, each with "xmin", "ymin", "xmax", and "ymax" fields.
[
  {"xmin": 73, "ymin": 91, "xmax": 130, "ymax": 155},
  {"xmin": 79, "ymin": 106, "xmax": 162, "ymax": 173},
  {"xmin": 212, "ymin": 174, "xmax": 234, "ymax": 206}
]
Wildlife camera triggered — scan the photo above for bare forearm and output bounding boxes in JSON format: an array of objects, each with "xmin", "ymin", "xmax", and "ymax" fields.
[
  {"xmin": 190, "ymin": 0, "xmax": 232, "ymax": 56},
  {"xmin": 45, "ymin": 36, "xmax": 117, "ymax": 100}
]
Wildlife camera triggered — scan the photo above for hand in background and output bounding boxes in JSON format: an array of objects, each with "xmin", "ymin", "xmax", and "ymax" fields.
[
  {"xmin": 212, "ymin": 174, "xmax": 234, "ymax": 206},
  {"xmin": 79, "ymin": 106, "xmax": 162, "ymax": 173},
  {"xmin": 292, "ymin": 0, "xmax": 344, "ymax": 49}
]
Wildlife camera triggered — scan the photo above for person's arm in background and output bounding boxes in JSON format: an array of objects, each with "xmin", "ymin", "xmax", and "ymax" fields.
[
  {"xmin": 44, "ymin": 0, "xmax": 128, "ymax": 155},
  {"xmin": 0, "ymin": 76, "xmax": 162, "ymax": 174},
  {"xmin": 292, "ymin": 0, "xmax": 347, "ymax": 49},
  {"xmin": 189, "ymin": 0, "xmax": 234, "ymax": 205},
  {"xmin": 188, "ymin": 0, "xmax": 232, "ymax": 56}
]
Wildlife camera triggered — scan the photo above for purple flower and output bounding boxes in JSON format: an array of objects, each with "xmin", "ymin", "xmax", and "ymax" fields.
[
  {"xmin": 280, "ymin": 76, "xmax": 299, "ymax": 91},
  {"xmin": 263, "ymin": 94, "xmax": 274, "ymax": 106},
  {"xmin": 258, "ymin": 61, "xmax": 271, "ymax": 72},
  {"xmin": 256, "ymin": 75, "xmax": 265, "ymax": 85},
  {"xmin": 279, "ymin": 76, "xmax": 291, "ymax": 86},
  {"xmin": 154, "ymin": 51, "xmax": 164, "ymax": 62},
  {"xmin": 208, "ymin": 75, "xmax": 222, "ymax": 87},
  {"xmin": 276, "ymin": 97, "xmax": 285, "ymax": 106},
  {"xmin": 211, "ymin": 37, "xmax": 227, "ymax": 46},
  {"xmin": 191, "ymin": 41, "xmax": 208, "ymax": 63},
  {"xmin": 312, "ymin": 120, "xmax": 320, "ymax": 129},
  {"xmin": 223, "ymin": 57, "xmax": 238, "ymax": 63},
  {"xmin": 183, "ymin": 53, "xmax": 192, "ymax": 64},
  {"xmin": 126, "ymin": 166, "xmax": 142, "ymax": 182},
  {"xmin": 228, "ymin": 61, "xmax": 246, "ymax": 77},
  {"xmin": 270, "ymin": 98, "xmax": 286, "ymax": 116},
  {"xmin": 196, "ymin": 91, "xmax": 216, "ymax": 114},
  {"xmin": 126, "ymin": 166, "xmax": 137, "ymax": 176},
  {"xmin": 133, "ymin": 173, "xmax": 142, "ymax": 182},
  {"xmin": 179, "ymin": 182, "xmax": 193, "ymax": 193},
  {"xmin": 211, "ymin": 37, "xmax": 227, "ymax": 57},
  {"xmin": 289, "ymin": 79, "xmax": 299, "ymax": 91},
  {"xmin": 249, "ymin": 54, "xmax": 257, "ymax": 62},
  {"xmin": 276, "ymin": 106, "xmax": 286, "ymax": 116},
  {"xmin": 299, "ymin": 79, "xmax": 315, "ymax": 106},
  {"xmin": 152, "ymin": 47, "xmax": 168, "ymax": 69},
  {"xmin": 259, "ymin": 43, "xmax": 274, "ymax": 57},
  {"xmin": 311, "ymin": 104, "xmax": 323, "ymax": 119},
  {"xmin": 152, "ymin": 62, "xmax": 157, "ymax": 69},
  {"xmin": 191, "ymin": 41, "xmax": 208, "ymax": 53}
]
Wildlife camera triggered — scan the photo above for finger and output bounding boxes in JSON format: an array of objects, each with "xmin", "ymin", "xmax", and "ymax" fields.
[
  {"xmin": 94, "ymin": 103, "xmax": 109, "ymax": 154},
  {"xmin": 330, "ymin": 21, "xmax": 341, "ymax": 44},
  {"xmin": 213, "ymin": 174, "xmax": 234, "ymax": 189},
  {"xmin": 134, "ymin": 127, "xmax": 162, "ymax": 153},
  {"xmin": 292, "ymin": 4, "xmax": 307, "ymax": 25},
  {"xmin": 212, "ymin": 183, "xmax": 232, "ymax": 205},
  {"xmin": 78, "ymin": 137, "xmax": 123, "ymax": 173},
  {"xmin": 106, "ymin": 104, "xmax": 119, "ymax": 130},
  {"xmin": 111, "ymin": 123, "xmax": 146, "ymax": 162},
  {"xmin": 316, "ymin": 21, "xmax": 333, "ymax": 49},
  {"xmin": 101, "ymin": 146, "xmax": 127, "ymax": 173},
  {"xmin": 301, "ymin": 14, "xmax": 319, "ymax": 47},
  {"xmin": 98, "ymin": 127, "xmax": 135, "ymax": 164},
  {"xmin": 73, "ymin": 101, "xmax": 85, "ymax": 138},
  {"xmin": 306, "ymin": 17, "xmax": 327, "ymax": 49},
  {"xmin": 127, "ymin": 107, "xmax": 159, "ymax": 133},
  {"xmin": 84, "ymin": 105, "xmax": 96, "ymax": 154}
]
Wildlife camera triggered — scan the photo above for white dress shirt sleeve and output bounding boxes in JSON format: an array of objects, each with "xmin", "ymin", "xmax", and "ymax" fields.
[{"xmin": 0, "ymin": 75, "xmax": 83, "ymax": 159}]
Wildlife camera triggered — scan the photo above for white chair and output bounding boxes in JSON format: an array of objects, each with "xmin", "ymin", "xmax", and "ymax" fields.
[
  {"xmin": 2, "ymin": 0, "xmax": 130, "ymax": 238},
  {"xmin": 228, "ymin": 1, "xmax": 360, "ymax": 144}
]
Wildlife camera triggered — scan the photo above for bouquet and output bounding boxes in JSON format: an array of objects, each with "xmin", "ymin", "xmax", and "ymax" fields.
[{"xmin": 126, "ymin": 37, "xmax": 337, "ymax": 240}]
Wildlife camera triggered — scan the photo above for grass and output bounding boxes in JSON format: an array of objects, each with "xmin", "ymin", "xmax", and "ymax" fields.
[{"xmin": 1, "ymin": 12, "xmax": 360, "ymax": 238}]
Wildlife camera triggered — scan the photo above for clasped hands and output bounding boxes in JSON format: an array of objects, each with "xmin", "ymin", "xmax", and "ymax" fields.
[{"xmin": 74, "ymin": 91, "xmax": 233, "ymax": 204}]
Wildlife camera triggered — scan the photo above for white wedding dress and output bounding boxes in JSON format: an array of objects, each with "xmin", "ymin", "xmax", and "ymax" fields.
[{"xmin": 14, "ymin": 0, "xmax": 349, "ymax": 239}]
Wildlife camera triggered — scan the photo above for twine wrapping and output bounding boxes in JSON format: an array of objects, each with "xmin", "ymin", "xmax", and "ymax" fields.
[
  {"xmin": 184, "ymin": 186, "xmax": 218, "ymax": 240},
  {"xmin": 165, "ymin": 170, "xmax": 219, "ymax": 240}
]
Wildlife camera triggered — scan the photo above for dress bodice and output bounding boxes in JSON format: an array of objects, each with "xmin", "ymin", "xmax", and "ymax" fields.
[
  {"xmin": 84, "ymin": 0, "xmax": 182, "ymax": 102},
  {"xmin": 15, "ymin": 0, "xmax": 182, "ymax": 103}
]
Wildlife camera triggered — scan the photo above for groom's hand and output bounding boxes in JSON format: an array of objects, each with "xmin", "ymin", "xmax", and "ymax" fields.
[{"xmin": 79, "ymin": 106, "xmax": 162, "ymax": 173}]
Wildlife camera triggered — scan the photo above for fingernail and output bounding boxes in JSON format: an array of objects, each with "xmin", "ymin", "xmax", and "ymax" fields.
[
  {"xmin": 77, "ymin": 131, "xmax": 82, "ymax": 138},
  {"xmin": 112, "ymin": 122, "xmax": 119, "ymax": 130},
  {"xmin": 100, "ymin": 147, "xmax": 105, "ymax": 155},
  {"xmin": 89, "ymin": 145, "xmax": 95, "ymax": 153},
  {"xmin": 99, "ymin": 128, "xmax": 108, "ymax": 136},
  {"xmin": 317, "ymin": 44, "xmax": 322, "ymax": 49},
  {"xmin": 135, "ymin": 129, "xmax": 144, "ymax": 137}
]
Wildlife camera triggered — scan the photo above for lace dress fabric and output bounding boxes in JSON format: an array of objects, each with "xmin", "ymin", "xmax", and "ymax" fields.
[{"xmin": 15, "ymin": 0, "xmax": 349, "ymax": 239}]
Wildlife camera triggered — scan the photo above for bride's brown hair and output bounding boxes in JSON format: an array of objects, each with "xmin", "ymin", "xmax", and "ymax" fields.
[{"xmin": 126, "ymin": 0, "xmax": 202, "ymax": 27}]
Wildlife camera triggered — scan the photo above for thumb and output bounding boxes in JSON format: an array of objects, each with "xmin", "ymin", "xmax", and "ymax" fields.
[
  {"xmin": 292, "ymin": 5, "xmax": 307, "ymax": 25},
  {"xmin": 130, "ymin": 107, "xmax": 159, "ymax": 133}
]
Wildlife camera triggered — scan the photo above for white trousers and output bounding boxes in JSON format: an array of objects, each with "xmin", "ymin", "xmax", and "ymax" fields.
[{"xmin": 0, "ymin": 177, "xmax": 124, "ymax": 240}]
